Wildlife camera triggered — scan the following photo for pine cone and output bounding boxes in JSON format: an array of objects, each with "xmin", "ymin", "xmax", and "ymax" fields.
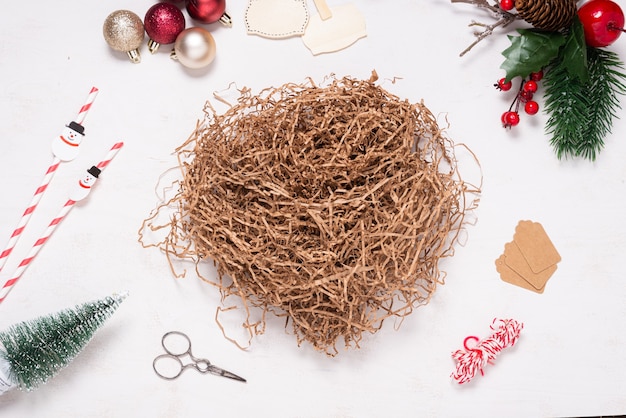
[{"xmin": 514, "ymin": 0, "xmax": 578, "ymax": 32}]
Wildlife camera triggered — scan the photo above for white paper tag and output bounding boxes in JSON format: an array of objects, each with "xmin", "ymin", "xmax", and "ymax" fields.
[{"xmin": 0, "ymin": 355, "xmax": 17, "ymax": 395}]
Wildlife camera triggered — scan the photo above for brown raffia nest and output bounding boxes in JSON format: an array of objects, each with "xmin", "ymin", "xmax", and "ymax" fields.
[{"xmin": 140, "ymin": 72, "xmax": 480, "ymax": 355}]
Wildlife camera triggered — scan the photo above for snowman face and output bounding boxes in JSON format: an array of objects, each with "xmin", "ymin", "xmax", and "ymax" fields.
[
  {"xmin": 60, "ymin": 125, "xmax": 83, "ymax": 146},
  {"xmin": 70, "ymin": 169, "xmax": 99, "ymax": 201},
  {"xmin": 79, "ymin": 173, "xmax": 97, "ymax": 189}
]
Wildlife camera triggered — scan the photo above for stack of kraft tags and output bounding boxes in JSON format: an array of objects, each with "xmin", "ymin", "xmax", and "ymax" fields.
[{"xmin": 496, "ymin": 220, "xmax": 561, "ymax": 294}]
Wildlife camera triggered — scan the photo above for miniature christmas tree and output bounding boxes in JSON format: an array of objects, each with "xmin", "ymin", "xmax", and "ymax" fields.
[{"xmin": 0, "ymin": 292, "xmax": 127, "ymax": 393}]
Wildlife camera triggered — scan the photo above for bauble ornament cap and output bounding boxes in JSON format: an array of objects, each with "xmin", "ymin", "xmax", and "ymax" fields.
[{"xmin": 103, "ymin": 10, "xmax": 145, "ymax": 63}]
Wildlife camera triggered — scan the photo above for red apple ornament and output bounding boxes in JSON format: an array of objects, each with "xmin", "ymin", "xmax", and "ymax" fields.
[
  {"xmin": 186, "ymin": 0, "xmax": 232, "ymax": 27},
  {"xmin": 578, "ymin": 0, "xmax": 625, "ymax": 47}
]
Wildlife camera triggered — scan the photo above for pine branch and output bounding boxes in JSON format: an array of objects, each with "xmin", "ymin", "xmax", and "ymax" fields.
[
  {"xmin": 544, "ymin": 61, "xmax": 590, "ymax": 159},
  {"xmin": 580, "ymin": 48, "xmax": 626, "ymax": 159},
  {"xmin": 544, "ymin": 48, "xmax": 626, "ymax": 160}
]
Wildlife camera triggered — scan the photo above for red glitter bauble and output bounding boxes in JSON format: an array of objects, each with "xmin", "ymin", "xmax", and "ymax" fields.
[
  {"xmin": 144, "ymin": 3, "xmax": 186, "ymax": 47},
  {"xmin": 186, "ymin": 0, "xmax": 227, "ymax": 24}
]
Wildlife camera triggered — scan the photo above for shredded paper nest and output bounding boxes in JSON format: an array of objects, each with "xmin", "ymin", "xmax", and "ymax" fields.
[{"xmin": 141, "ymin": 72, "xmax": 480, "ymax": 355}]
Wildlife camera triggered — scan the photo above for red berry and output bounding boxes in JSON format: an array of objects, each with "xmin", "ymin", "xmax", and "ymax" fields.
[
  {"xmin": 506, "ymin": 111, "xmax": 520, "ymax": 126},
  {"xmin": 578, "ymin": 0, "xmax": 625, "ymax": 47},
  {"xmin": 519, "ymin": 90, "xmax": 534, "ymax": 102},
  {"xmin": 525, "ymin": 100, "xmax": 539, "ymax": 115},
  {"xmin": 500, "ymin": 0, "xmax": 514, "ymax": 11},
  {"xmin": 523, "ymin": 80, "xmax": 538, "ymax": 93},
  {"xmin": 496, "ymin": 77, "xmax": 512, "ymax": 91},
  {"xmin": 502, "ymin": 111, "xmax": 520, "ymax": 127},
  {"xmin": 530, "ymin": 70, "xmax": 543, "ymax": 81}
]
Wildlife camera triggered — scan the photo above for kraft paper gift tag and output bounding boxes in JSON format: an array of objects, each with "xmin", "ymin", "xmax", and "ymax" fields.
[
  {"xmin": 496, "ymin": 255, "xmax": 546, "ymax": 294},
  {"xmin": 513, "ymin": 220, "xmax": 561, "ymax": 273},
  {"xmin": 502, "ymin": 241, "xmax": 558, "ymax": 291},
  {"xmin": 496, "ymin": 220, "xmax": 561, "ymax": 293}
]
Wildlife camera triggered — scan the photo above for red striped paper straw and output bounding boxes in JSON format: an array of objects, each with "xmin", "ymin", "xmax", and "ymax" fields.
[
  {"xmin": 0, "ymin": 87, "xmax": 100, "ymax": 274},
  {"xmin": 0, "ymin": 199, "xmax": 76, "ymax": 302},
  {"xmin": 0, "ymin": 141, "xmax": 122, "ymax": 303},
  {"xmin": 96, "ymin": 141, "xmax": 124, "ymax": 169},
  {"xmin": 0, "ymin": 158, "xmax": 61, "ymax": 273},
  {"xmin": 75, "ymin": 87, "xmax": 99, "ymax": 125}
]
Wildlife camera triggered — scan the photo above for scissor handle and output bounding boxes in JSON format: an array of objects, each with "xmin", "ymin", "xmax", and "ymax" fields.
[
  {"xmin": 161, "ymin": 331, "xmax": 192, "ymax": 356},
  {"xmin": 153, "ymin": 354, "xmax": 185, "ymax": 380},
  {"xmin": 153, "ymin": 331, "xmax": 195, "ymax": 380}
]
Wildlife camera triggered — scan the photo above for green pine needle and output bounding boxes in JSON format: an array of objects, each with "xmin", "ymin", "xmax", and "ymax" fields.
[
  {"xmin": 544, "ymin": 48, "xmax": 626, "ymax": 161},
  {"xmin": 0, "ymin": 292, "xmax": 127, "ymax": 391}
]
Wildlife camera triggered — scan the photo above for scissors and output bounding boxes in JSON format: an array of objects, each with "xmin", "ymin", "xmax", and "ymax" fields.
[{"xmin": 152, "ymin": 331, "xmax": 246, "ymax": 383}]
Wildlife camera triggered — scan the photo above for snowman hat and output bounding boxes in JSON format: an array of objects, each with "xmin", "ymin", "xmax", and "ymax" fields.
[
  {"xmin": 87, "ymin": 166, "xmax": 101, "ymax": 178},
  {"xmin": 67, "ymin": 121, "xmax": 85, "ymax": 135}
]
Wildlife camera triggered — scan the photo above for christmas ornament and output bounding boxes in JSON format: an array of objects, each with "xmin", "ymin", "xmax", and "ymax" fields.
[
  {"xmin": 144, "ymin": 3, "xmax": 186, "ymax": 53},
  {"xmin": 0, "ymin": 292, "xmax": 127, "ymax": 393},
  {"xmin": 139, "ymin": 72, "xmax": 481, "ymax": 356},
  {"xmin": 451, "ymin": 318, "xmax": 523, "ymax": 384},
  {"xmin": 103, "ymin": 10, "xmax": 145, "ymax": 63},
  {"xmin": 186, "ymin": 0, "xmax": 232, "ymax": 27},
  {"xmin": 578, "ymin": 0, "xmax": 625, "ymax": 47},
  {"xmin": 170, "ymin": 27, "xmax": 217, "ymax": 69},
  {"xmin": 453, "ymin": 0, "xmax": 626, "ymax": 160}
]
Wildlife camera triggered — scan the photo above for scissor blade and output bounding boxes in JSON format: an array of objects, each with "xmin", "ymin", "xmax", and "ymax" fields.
[{"xmin": 210, "ymin": 365, "xmax": 247, "ymax": 383}]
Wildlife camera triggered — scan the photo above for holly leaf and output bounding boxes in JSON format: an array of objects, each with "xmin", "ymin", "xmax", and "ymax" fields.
[
  {"xmin": 559, "ymin": 17, "xmax": 588, "ymax": 82},
  {"xmin": 501, "ymin": 29, "xmax": 566, "ymax": 82}
]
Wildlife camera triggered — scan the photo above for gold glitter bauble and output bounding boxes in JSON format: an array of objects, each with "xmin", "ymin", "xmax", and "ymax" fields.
[{"xmin": 103, "ymin": 10, "xmax": 145, "ymax": 63}]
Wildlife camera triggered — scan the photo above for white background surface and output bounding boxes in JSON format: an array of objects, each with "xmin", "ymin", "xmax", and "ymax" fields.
[{"xmin": 1, "ymin": 0, "xmax": 625, "ymax": 417}]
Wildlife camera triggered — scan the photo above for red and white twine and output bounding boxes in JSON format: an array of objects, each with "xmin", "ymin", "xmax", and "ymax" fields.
[{"xmin": 451, "ymin": 318, "xmax": 523, "ymax": 384}]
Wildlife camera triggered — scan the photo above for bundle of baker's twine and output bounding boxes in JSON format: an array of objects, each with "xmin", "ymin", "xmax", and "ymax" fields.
[{"xmin": 451, "ymin": 318, "xmax": 523, "ymax": 384}]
